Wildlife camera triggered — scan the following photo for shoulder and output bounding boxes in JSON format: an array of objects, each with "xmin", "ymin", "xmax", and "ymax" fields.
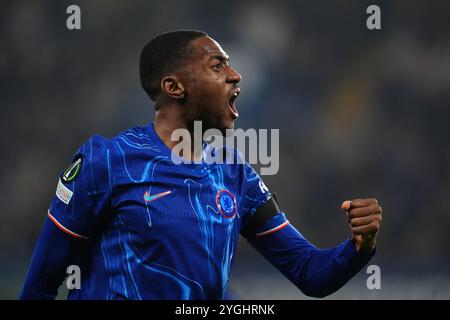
[
  {"xmin": 74, "ymin": 134, "xmax": 111, "ymax": 162},
  {"xmin": 209, "ymin": 144, "xmax": 261, "ymax": 184},
  {"xmin": 84, "ymin": 134, "xmax": 111, "ymax": 150},
  {"xmin": 110, "ymin": 125, "xmax": 164, "ymax": 155},
  {"xmin": 224, "ymin": 145, "xmax": 257, "ymax": 176},
  {"xmin": 68, "ymin": 135, "xmax": 111, "ymax": 182}
]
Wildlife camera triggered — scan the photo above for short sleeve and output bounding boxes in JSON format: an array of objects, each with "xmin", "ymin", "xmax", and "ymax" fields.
[
  {"xmin": 48, "ymin": 135, "xmax": 111, "ymax": 239},
  {"xmin": 240, "ymin": 162, "xmax": 272, "ymax": 230}
]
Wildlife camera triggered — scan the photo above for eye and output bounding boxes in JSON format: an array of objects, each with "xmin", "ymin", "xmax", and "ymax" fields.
[{"xmin": 212, "ymin": 63, "xmax": 223, "ymax": 71}]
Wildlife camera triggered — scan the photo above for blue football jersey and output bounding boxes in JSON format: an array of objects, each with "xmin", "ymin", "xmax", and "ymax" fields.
[{"xmin": 48, "ymin": 123, "xmax": 271, "ymax": 299}]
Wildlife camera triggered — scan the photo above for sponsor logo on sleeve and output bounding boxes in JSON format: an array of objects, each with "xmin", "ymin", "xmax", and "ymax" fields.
[
  {"xmin": 56, "ymin": 178, "xmax": 73, "ymax": 204},
  {"xmin": 259, "ymin": 180, "xmax": 269, "ymax": 195}
]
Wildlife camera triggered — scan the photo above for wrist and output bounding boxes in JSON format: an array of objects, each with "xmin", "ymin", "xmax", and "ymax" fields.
[{"xmin": 352, "ymin": 236, "xmax": 376, "ymax": 255}]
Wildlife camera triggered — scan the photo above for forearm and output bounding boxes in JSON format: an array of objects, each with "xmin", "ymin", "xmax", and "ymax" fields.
[
  {"xmin": 248, "ymin": 217, "xmax": 374, "ymax": 298},
  {"xmin": 20, "ymin": 217, "xmax": 79, "ymax": 300},
  {"xmin": 289, "ymin": 237, "xmax": 374, "ymax": 297}
]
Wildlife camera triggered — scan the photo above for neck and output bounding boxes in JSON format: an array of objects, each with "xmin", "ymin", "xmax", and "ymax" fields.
[{"xmin": 154, "ymin": 105, "xmax": 202, "ymax": 162}]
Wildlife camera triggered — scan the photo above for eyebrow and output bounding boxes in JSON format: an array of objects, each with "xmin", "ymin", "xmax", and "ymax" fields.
[{"xmin": 208, "ymin": 54, "xmax": 230, "ymax": 63}]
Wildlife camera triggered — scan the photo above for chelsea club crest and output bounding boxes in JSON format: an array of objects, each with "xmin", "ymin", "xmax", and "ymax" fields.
[{"xmin": 215, "ymin": 189, "xmax": 237, "ymax": 219}]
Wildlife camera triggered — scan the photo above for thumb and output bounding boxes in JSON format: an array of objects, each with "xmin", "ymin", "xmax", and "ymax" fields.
[{"xmin": 341, "ymin": 200, "xmax": 351, "ymax": 211}]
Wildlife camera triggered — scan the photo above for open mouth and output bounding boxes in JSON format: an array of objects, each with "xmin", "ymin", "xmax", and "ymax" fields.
[{"xmin": 228, "ymin": 91, "xmax": 240, "ymax": 119}]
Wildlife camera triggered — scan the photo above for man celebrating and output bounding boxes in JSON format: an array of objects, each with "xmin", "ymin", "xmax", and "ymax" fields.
[{"xmin": 20, "ymin": 30, "xmax": 382, "ymax": 299}]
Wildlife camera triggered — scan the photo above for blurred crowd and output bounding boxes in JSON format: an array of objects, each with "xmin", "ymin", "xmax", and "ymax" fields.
[{"xmin": 1, "ymin": 0, "xmax": 449, "ymax": 298}]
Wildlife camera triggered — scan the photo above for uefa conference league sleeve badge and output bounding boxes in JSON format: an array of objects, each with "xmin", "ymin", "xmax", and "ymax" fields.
[
  {"xmin": 56, "ymin": 156, "xmax": 82, "ymax": 205},
  {"xmin": 62, "ymin": 156, "xmax": 82, "ymax": 183}
]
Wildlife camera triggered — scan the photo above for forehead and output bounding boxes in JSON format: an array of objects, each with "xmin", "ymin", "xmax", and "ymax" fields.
[{"xmin": 189, "ymin": 36, "xmax": 229, "ymax": 61}]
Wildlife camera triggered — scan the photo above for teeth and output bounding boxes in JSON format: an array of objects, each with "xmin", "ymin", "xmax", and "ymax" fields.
[{"xmin": 233, "ymin": 93, "xmax": 238, "ymax": 97}]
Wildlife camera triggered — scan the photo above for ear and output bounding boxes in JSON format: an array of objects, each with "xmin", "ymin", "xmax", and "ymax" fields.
[{"xmin": 160, "ymin": 75, "xmax": 186, "ymax": 100}]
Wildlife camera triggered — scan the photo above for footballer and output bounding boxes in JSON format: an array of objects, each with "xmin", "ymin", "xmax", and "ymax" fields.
[{"xmin": 20, "ymin": 30, "xmax": 382, "ymax": 299}]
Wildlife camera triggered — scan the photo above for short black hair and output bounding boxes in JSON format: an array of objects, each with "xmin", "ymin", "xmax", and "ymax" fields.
[{"xmin": 140, "ymin": 30, "xmax": 208, "ymax": 101}]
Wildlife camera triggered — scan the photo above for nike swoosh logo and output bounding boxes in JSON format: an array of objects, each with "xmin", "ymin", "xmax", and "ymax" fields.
[{"xmin": 144, "ymin": 190, "xmax": 172, "ymax": 203}]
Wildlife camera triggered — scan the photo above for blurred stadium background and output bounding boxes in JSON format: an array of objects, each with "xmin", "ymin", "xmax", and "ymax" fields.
[{"xmin": 1, "ymin": 0, "xmax": 449, "ymax": 299}]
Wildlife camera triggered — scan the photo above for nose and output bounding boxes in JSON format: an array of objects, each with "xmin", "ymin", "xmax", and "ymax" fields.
[{"xmin": 226, "ymin": 67, "xmax": 242, "ymax": 84}]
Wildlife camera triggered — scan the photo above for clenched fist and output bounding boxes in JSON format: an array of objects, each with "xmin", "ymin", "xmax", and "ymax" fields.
[{"xmin": 341, "ymin": 198, "xmax": 382, "ymax": 254}]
